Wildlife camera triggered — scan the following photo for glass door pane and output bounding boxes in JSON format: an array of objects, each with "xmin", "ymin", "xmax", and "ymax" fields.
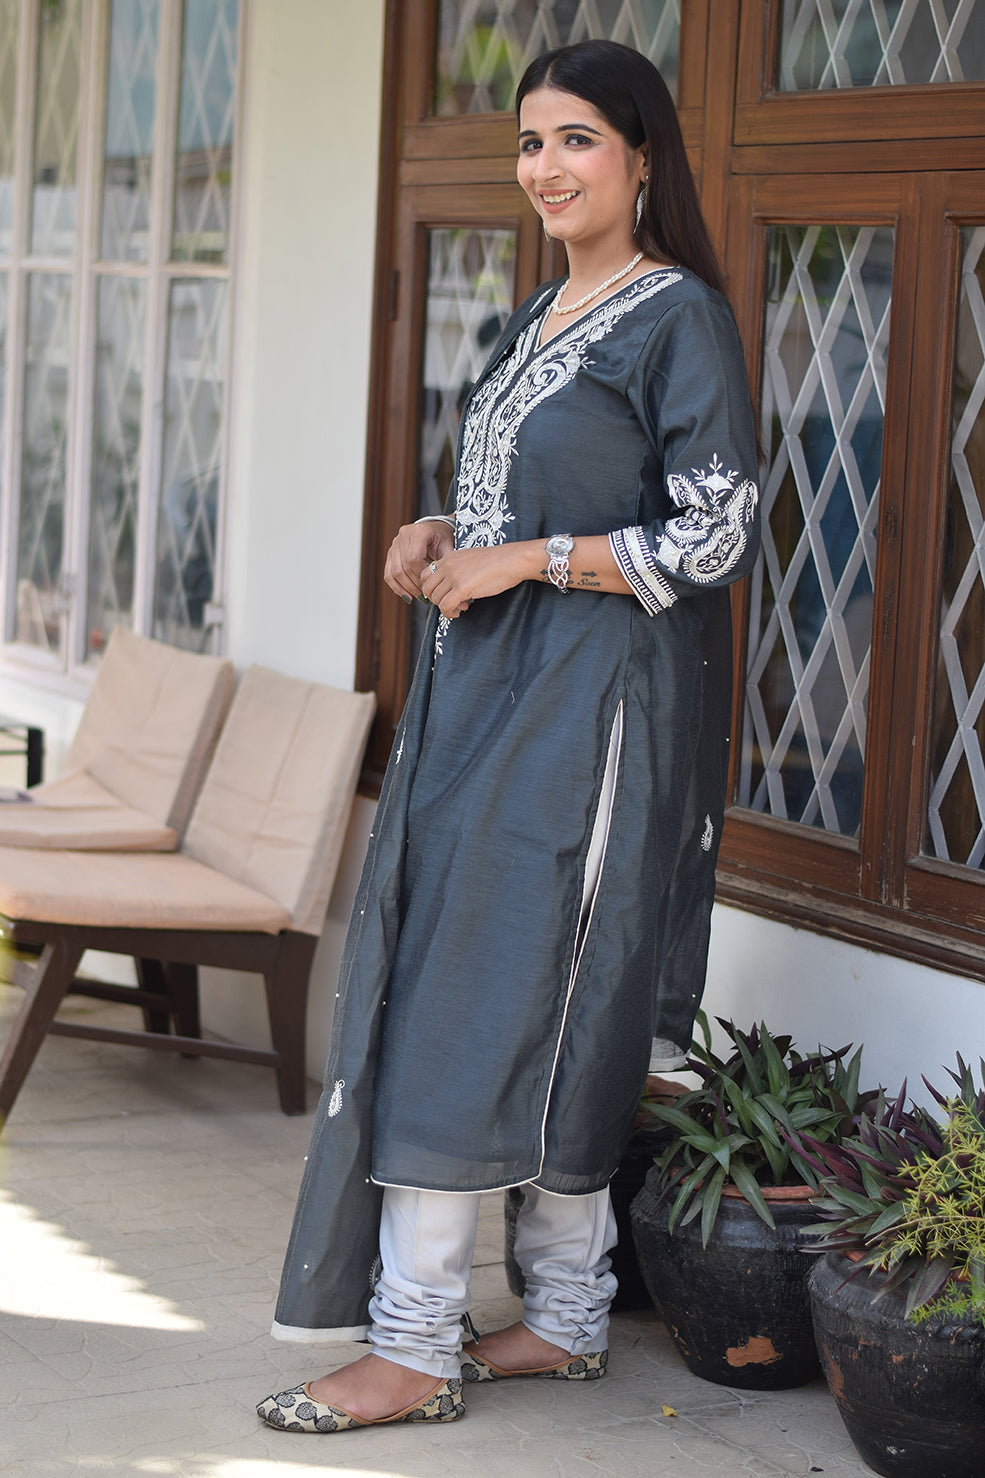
[
  {"xmin": 410, "ymin": 225, "xmax": 516, "ymax": 664},
  {"xmin": 740, "ymin": 223, "xmax": 894, "ymax": 836},
  {"xmin": 17, "ymin": 272, "xmax": 72, "ymax": 653},
  {"xmin": 101, "ymin": 0, "xmax": 160, "ymax": 264},
  {"xmin": 86, "ymin": 276, "xmax": 147, "ymax": 657},
  {"xmin": 172, "ymin": 0, "xmax": 239, "ymax": 265},
  {"xmin": 30, "ymin": 0, "xmax": 83, "ymax": 257},
  {"xmin": 778, "ymin": 0, "xmax": 985, "ymax": 89},
  {"xmin": 926, "ymin": 227, "xmax": 985, "ymax": 866},
  {"xmin": 0, "ymin": 0, "xmax": 18, "ymax": 256},
  {"xmin": 152, "ymin": 277, "xmax": 226, "ymax": 651},
  {"xmin": 434, "ymin": 0, "xmax": 680, "ymax": 114}
]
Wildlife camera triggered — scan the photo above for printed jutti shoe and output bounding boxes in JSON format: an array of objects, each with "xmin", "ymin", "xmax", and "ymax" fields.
[
  {"xmin": 257, "ymin": 1376, "xmax": 465, "ymax": 1432},
  {"xmin": 459, "ymin": 1345, "xmax": 608, "ymax": 1382}
]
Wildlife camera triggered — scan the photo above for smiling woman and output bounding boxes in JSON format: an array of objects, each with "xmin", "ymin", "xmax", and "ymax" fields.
[{"xmin": 259, "ymin": 38, "xmax": 760, "ymax": 1439}]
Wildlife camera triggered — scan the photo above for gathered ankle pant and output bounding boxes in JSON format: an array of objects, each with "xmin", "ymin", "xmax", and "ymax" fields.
[{"xmin": 367, "ymin": 1182, "xmax": 618, "ymax": 1379}]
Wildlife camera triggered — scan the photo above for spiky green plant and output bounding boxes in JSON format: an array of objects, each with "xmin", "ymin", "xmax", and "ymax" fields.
[
  {"xmin": 643, "ymin": 1014, "xmax": 872, "ymax": 1248},
  {"xmin": 791, "ymin": 1056, "xmax": 985, "ymax": 1325}
]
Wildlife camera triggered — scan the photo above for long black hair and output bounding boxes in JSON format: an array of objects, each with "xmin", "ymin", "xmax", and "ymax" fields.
[{"xmin": 516, "ymin": 40, "xmax": 727, "ymax": 300}]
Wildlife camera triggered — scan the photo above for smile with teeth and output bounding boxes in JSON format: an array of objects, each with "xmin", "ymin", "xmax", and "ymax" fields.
[{"xmin": 541, "ymin": 190, "xmax": 578, "ymax": 204}]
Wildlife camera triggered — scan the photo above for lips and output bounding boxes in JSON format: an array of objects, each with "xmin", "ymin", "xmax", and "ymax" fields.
[{"xmin": 539, "ymin": 190, "xmax": 579, "ymax": 213}]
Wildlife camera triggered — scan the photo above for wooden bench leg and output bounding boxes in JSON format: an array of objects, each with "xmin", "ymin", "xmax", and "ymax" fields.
[
  {"xmin": 0, "ymin": 937, "xmax": 85, "ymax": 1127},
  {"xmin": 136, "ymin": 958, "xmax": 172, "ymax": 1034},
  {"xmin": 163, "ymin": 961, "xmax": 201, "ymax": 1040},
  {"xmin": 263, "ymin": 932, "xmax": 316, "ymax": 1115}
]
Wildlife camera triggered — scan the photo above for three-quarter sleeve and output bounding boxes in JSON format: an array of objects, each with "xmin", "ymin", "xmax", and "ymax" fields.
[{"xmin": 610, "ymin": 293, "xmax": 761, "ymax": 615}]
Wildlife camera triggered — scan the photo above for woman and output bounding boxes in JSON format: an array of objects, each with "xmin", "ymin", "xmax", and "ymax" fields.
[{"xmin": 259, "ymin": 39, "xmax": 760, "ymax": 1434}]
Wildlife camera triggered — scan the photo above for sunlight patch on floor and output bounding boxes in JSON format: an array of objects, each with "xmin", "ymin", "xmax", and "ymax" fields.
[{"xmin": 0, "ymin": 1191, "xmax": 202, "ymax": 1331}]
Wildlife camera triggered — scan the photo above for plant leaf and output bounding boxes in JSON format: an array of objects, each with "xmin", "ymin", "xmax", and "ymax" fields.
[
  {"xmin": 728, "ymin": 1162, "xmax": 776, "ymax": 1230},
  {"xmin": 699, "ymin": 1165, "xmax": 726, "ymax": 1248}
]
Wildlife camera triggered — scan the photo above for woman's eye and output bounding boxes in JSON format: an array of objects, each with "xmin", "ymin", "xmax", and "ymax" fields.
[{"xmin": 519, "ymin": 139, "xmax": 541, "ymax": 154}]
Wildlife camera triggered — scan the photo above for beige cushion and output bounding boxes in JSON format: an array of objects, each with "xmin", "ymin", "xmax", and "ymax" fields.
[
  {"xmin": 0, "ymin": 847, "xmax": 291, "ymax": 933},
  {"xmin": 183, "ymin": 667, "xmax": 376, "ymax": 935},
  {"xmin": 67, "ymin": 626, "xmax": 235, "ymax": 835},
  {"xmin": 0, "ymin": 771, "xmax": 176, "ymax": 851}
]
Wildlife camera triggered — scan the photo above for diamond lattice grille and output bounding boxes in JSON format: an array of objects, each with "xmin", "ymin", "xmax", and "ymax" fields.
[
  {"xmin": 411, "ymin": 227, "xmax": 516, "ymax": 663},
  {"xmin": 0, "ymin": 0, "xmax": 18, "ymax": 255},
  {"xmin": 153, "ymin": 278, "xmax": 226, "ymax": 651},
  {"xmin": 435, "ymin": 0, "xmax": 680, "ymax": 114},
  {"xmin": 101, "ymin": 0, "xmax": 160, "ymax": 263},
  {"xmin": 740, "ymin": 225, "xmax": 894, "ymax": 836},
  {"xmin": 31, "ymin": 0, "xmax": 82, "ymax": 256},
  {"xmin": 18, "ymin": 273, "xmax": 72, "ymax": 652},
  {"xmin": 86, "ymin": 277, "xmax": 147, "ymax": 657},
  {"xmin": 779, "ymin": 0, "xmax": 985, "ymax": 88},
  {"xmin": 927, "ymin": 228, "xmax": 985, "ymax": 866},
  {"xmin": 172, "ymin": 0, "xmax": 238, "ymax": 264}
]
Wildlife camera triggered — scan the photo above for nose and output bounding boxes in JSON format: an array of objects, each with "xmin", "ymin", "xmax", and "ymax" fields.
[{"xmin": 531, "ymin": 143, "xmax": 563, "ymax": 183}]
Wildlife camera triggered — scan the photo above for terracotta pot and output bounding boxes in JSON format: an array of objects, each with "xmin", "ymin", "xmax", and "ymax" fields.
[
  {"xmin": 630, "ymin": 1167, "xmax": 820, "ymax": 1389},
  {"xmin": 809, "ymin": 1252, "xmax": 985, "ymax": 1478}
]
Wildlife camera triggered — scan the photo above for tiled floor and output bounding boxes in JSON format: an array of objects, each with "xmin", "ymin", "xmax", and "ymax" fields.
[{"xmin": 0, "ymin": 988, "xmax": 874, "ymax": 1478}]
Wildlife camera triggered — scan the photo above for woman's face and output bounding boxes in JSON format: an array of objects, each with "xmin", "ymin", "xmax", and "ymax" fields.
[{"xmin": 517, "ymin": 86, "xmax": 646, "ymax": 252}]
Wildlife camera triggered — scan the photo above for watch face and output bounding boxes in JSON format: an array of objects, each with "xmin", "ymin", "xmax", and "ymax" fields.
[{"xmin": 546, "ymin": 535, "xmax": 574, "ymax": 558}]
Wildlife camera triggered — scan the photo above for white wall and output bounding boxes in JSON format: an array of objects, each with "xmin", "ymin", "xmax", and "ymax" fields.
[
  {"xmin": 703, "ymin": 904, "xmax": 985, "ymax": 1108},
  {"xmin": 223, "ymin": 0, "xmax": 384, "ymax": 686}
]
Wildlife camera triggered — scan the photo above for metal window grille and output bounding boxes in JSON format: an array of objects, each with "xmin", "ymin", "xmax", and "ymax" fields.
[{"xmin": 0, "ymin": 0, "xmax": 243, "ymax": 673}]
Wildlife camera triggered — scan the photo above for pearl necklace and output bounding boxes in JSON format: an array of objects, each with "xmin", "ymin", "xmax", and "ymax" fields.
[{"xmin": 552, "ymin": 252, "xmax": 644, "ymax": 316}]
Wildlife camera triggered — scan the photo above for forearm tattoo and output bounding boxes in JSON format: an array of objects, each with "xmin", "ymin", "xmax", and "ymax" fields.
[{"xmin": 538, "ymin": 566, "xmax": 601, "ymax": 588}]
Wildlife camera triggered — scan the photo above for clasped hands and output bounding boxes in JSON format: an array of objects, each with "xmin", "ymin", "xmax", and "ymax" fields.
[{"xmin": 384, "ymin": 522, "xmax": 531, "ymax": 620}]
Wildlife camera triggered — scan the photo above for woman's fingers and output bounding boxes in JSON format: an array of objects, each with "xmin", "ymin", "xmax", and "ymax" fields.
[
  {"xmin": 421, "ymin": 545, "xmax": 520, "ymax": 617},
  {"xmin": 384, "ymin": 523, "xmax": 454, "ymax": 602}
]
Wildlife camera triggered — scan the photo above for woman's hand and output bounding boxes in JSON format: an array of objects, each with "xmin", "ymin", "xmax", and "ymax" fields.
[
  {"xmin": 420, "ymin": 544, "xmax": 536, "ymax": 619},
  {"xmin": 385, "ymin": 521, "xmax": 456, "ymax": 602}
]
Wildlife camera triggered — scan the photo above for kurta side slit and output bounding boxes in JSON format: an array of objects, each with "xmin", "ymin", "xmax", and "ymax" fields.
[{"xmin": 273, "ymin": 268, "xmax": 760, "ymax": 1341}]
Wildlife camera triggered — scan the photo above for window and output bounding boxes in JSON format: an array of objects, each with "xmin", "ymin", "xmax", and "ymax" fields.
[
  {"xmin": 360, "ymin": 1, "xmax": 985, "ymax": 982},
  {"xmin": 0, "ymin": 0, "xmax": 241, "ymax": 673}
]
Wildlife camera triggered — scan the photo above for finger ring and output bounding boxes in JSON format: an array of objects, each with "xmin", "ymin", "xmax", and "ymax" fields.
[{"xmin": 429, "ymin": 562, "xmax": 437, "ymax": 574}]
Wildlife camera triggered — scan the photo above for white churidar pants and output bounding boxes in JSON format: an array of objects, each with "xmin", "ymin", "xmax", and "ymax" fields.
[{"xmin": 367, "ymin": 1183, "xmax": 618, "ymax": 1379}]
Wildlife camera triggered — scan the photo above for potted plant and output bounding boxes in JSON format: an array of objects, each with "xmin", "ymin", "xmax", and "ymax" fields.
[
  {"xmin": 629, "ymin": 1015, "xmax": 872, "ymax": 1389},
  {"xmin": 797, "ymin": 1057, "xmax": 985, "ymax": 1478}
]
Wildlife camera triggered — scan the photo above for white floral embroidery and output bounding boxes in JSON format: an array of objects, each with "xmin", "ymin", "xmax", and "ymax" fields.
[
  {"xmin": 658, "ymin": 455, "xmax": 758, "ymax": 583},
  {"xmin": 701, "ymin": 815, "xmax": 714, "ymax": 851},
  {"xmin": 454, "ymin": 274, "xmax": 680, "ymax": 555},
  {"xmin": 611, "ymin": 454, "xmax": 759, "ymax": 616},
  {"xmin": 328, "ymin": 1079, "xmax": 345, "ymax": 1117},
  {"xmin": 435, "ymin": 273, "xmax": 682, "ymax": 657}
]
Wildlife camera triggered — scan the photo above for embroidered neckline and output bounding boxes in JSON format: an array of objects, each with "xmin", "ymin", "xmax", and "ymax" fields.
[{"xmin": 534, "ymin": 266, "xmax": 683, "ymax": 356}]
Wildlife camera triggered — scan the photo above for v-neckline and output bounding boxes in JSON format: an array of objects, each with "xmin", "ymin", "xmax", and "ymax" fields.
[{"xmin": 533, "ymin": 266, "xmax": 681, "ymax": 353}]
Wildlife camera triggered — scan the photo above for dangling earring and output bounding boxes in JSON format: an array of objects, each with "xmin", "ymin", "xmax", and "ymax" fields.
[
  {"xmin": 635, "ymin": 178, "xmax": 648, "ymax": 233},
  {"xmin": 543, "ymin": 218, "xmax": 551, "ymax": 241}
]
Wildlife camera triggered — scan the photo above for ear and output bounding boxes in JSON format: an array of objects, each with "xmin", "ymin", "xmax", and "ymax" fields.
[{"xmin": 638, "ymin": 144, "xmax": 649, "ymax": 183}]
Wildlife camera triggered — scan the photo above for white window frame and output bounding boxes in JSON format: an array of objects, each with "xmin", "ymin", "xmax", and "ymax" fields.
[{"xmin": 0, "ymin": 0, "xmax": 244, "ymax": 691}]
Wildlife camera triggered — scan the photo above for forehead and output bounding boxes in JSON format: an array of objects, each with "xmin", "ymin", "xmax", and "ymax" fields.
[{"xmin": 517, "ymin": 87, "xmax": 612, "ymax": 134}]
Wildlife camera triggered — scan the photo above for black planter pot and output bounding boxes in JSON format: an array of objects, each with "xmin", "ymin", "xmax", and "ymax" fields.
[
  {"xmin": 809, "ymin": 1252, "xmax": 985, "ymax": 1478},
  {"xmin": 504, "ymin": 1128, "xmax": 666, "ymax": 1312},
  {"xmin": 629, "ymin": 1164, "xmax": 821, "ymax": 1390}
]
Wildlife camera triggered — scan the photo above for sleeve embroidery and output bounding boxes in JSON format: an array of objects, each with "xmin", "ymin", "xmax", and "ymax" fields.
[
  {"xmin": 609, "ymin": 526, "xmax": 677, "ymax": 615},
  {"xmin": 612, "ymin": 455, "xmax": 759, "ymax": 616}
]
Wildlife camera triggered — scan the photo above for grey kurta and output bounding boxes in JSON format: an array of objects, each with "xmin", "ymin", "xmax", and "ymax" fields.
[{"xmin": 274, "ymin": 268, "xmax": 760, "ymax": 1340}]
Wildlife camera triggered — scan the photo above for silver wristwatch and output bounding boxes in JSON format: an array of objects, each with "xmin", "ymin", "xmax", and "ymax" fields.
[{"xmin": 545, "ymin": 534, "xmax": 574, "ymax": 593}]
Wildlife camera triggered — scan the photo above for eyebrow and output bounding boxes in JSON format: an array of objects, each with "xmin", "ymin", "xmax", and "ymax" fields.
[{"xmin": 517, "ymin": 122, "xmax": 605, "ymax": 139}]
